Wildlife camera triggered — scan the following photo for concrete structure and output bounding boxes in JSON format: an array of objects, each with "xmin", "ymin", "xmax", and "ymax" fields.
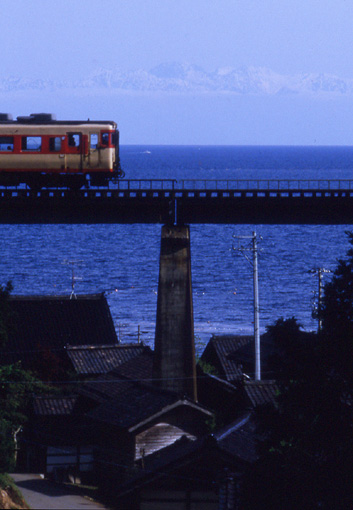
[{"xmin": 153, "ymin": 225, "xmax": 197, "ymax": 401}]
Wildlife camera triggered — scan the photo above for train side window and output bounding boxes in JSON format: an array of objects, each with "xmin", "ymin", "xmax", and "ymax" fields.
[
  {"xmin": 49, "ymin": 137, "xmax": 61, "ymax": 152},
  {"xmin": 90, "ymin": 133, "xmax": 98, "ymax": 149},
  {"xmin": 68, "ymin": 133, "xmax": 81, "ymax": 147},
  {"xmin": 21, "ymin": 136, "xmax": 42, "ymax": 151},
  {"xmin": 101, "ymin": 132, "xmax": 109, "ymax": 146},
  {"xmin": 0, "ymin": 136, "xmax": 14, "ymax": 151}
]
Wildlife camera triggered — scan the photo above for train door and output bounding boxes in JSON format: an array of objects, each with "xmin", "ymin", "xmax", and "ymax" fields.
[
  {"xmin": 66, "ymin": 132, "xmax": 83, "ymax": 171},
  {"xmin": 88, "ymin": 132, "xmax": 100, "ymax": 168}
]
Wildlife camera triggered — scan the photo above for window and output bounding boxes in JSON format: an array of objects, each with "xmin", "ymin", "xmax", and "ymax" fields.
[
  {"xmin": 68, "ymin": 133, "xmax": 81, "ymax": 147},
  {"xmin": 111, "ymin": 131, "xmax": 118, "ymax": 147},
  {"xmin": 49, "ymin": 137, "xmax": 62, "ymax": 152},
  {"xmin": 90, "ymin": 133, "xmax": 98, "ymax": 149},
  {"xmin": 0, "ymin": 136, "xmax": 14, "ymax": 151},
  {"xmin": 21, "ymin": 136, "xmax": 42, "ymax": 151},
  {"xmin": 101, "ymin": 132, "xmax": 109, "ymax": 146}
]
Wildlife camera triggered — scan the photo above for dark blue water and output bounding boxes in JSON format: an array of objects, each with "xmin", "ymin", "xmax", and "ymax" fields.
[{"xmin": 1, "ymin": 146, "xmax": 353, "ymax": 353}]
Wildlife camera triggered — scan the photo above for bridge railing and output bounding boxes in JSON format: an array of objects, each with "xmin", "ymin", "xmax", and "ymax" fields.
[
  {"xmin": 2, "ymin": 178, "xmax": 353, "ymax": 193},
  {"xmin": 109, "ymin": 179, "xmax": 353, "ymax": 191}
]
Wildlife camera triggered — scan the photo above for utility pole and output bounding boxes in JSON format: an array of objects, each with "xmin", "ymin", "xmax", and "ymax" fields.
[
  {"xmin": 233, "ymin": 232, "xmax": 262, "ymax": 381},
  {"xmin": 309, "ymin": 267, "xmax": 331, "ymax": 332}
]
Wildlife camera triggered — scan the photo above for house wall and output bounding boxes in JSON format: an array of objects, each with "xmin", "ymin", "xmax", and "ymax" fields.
[
  {"xmin": 46, "ymin": 445, "xmax": 94, "ymax": 474},
  {"xmin": 140, "ymin": 489, "xmax": 218, "ymax": 510},
  {"xmin": 135, "ymin": 423, "xmax": 196, "ymax": 460},
  {"xmin": 95, "ymin": 426, "xmax": 136, "ymax": 493}
]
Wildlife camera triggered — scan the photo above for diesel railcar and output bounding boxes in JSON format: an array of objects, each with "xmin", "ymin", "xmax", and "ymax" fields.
[{"xmin": 0, "ymin": 113, "xmax": 124, "ymax": 188}]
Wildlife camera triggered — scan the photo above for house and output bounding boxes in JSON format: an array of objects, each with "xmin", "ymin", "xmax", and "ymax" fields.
[
  {"xmin": 19, "ymin": 344, "xmax": 154, "ymax": 476},
  {"xmin": 76, "ymin": 365, "xmax": 214, "ymax": 492},
  {"xmin": 200, "ymin": 334, "xmax": 277, "ymax": 383},
  {"xmin": 0, "ymin": 293, "xmax": 118, "ymax": 379},
  {"xmin": 200, "ymin": 335, "xmax": 253, "ymax": 383},
  {"xmin": 112, "ymin": 412, "xmax": 259, "ymax": 510},
  {"xmin": 21, "ymin": 395, "xmax": 93, "ymax": 481}
]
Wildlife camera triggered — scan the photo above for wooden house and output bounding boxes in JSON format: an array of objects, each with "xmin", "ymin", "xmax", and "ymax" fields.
[
  {"xmin": 77, "ymin": 357, "xmax": 214, "ymax": 492},
  {"xmin": 113, "ymin": 412, "xmax": 258, "ymax": 510}
]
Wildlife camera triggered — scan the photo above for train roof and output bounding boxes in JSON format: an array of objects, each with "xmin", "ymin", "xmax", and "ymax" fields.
[{"xmin": 0, "ymin": 113, "xmax": 117, "ymax": 127}]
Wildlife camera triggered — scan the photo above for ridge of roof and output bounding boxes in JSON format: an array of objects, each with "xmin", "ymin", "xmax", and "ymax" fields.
[
  {"xmin": 215, "ymin": 412, "xmax": 252, "ymax": 442},
  {"xmin": 66, "ymin": 343, "xmax": 144, "ymax": 350}
]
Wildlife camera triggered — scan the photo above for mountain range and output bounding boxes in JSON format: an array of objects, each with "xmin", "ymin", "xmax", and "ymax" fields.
[{"xmin": 1, "ymin": 63, "xmax": 352, "ymax": 96}]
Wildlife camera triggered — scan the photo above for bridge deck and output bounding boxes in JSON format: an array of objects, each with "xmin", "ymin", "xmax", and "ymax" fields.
[{"xmin": 1, "ymin": 179, "xmax": 353, "ymax": 224}]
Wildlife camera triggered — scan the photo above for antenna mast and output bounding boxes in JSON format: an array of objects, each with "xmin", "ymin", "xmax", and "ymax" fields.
[{"xmin": 62, "ymin": 260, "xmax": 83, "ymax": 299}]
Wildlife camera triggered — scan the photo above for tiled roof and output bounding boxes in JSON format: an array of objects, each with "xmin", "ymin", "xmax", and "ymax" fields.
[
  {"xmin": 80, "ymin": 367, "xmax": 212, "ymax": 430},
  {"xmin": 66, "ymin": 343, "xmax": 150, "ymax": 375},
  {"xmin": 201, "ymin": 335, "xmax": 253, "ymax": 382},
  {"xmin": 0, "ymin": 294, "xmax": 118, "ymax": 369},
  {"xmin": 112, "ymin": 348, "xmax": 153, "ymax": 380},
  {"xmin": 243, "ymin": 380, "xmax": 279, "ymax": 407},
  {"xmin": 33, "ymin": 395, "xmax": 77, "ymax": 416},
  {"xmin": 82, "ymin": 375, "xmax": 178, "ymax": 428},
  {"xmin": 115, "ymin": 416, "xmax": 258, "ymax": 500},
  {"xmin": 215, "ymin": 413, "xmax": 258, "ymax": 463}
]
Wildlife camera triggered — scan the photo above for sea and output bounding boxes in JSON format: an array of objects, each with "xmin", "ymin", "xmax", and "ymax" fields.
[{"xmin": 1, "ymin": 145, "xmax": 353, "ymax": 355}]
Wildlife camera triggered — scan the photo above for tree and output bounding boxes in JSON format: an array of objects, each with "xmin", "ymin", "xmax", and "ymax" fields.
[
  {"xmin": 0, "ymin": 281, "xmax": 13, "ymax": 347},
  {"xmin": 320, "ymin": 231, "xmax": 353, "ymax": 384},
  {"xmin": 0, "ymin": 283, "xmax": 51, "ymax": 473},
  {"xmin": 0, "ymin": 363, "xmax": 48, "ymax": 473},
  {"xmin": 265, "ymin": 316, "xmax": 315, "ymax": 381},
  {"xmin": 242, "ymin": 233, "xmax": 353, "ymax": 509}
]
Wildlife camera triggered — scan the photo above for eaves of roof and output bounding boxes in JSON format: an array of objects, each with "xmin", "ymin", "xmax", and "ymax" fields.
[{"xmin": 128, "ymin": 399, "xmax": 213, "ymax": 433}]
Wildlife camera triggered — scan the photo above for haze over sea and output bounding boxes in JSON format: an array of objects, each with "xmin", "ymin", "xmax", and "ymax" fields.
[{"xmin": 1, "ymin": 145, "xmax": 352, "ymax": 355}]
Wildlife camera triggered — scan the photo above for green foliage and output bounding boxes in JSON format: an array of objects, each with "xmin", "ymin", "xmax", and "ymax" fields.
[
  {"xmin": 0, "ymin": 363, "xmax": 49, "ymax": 473},
  {"xmin": 0, "ymin": 420, "xmax": 16, "ymax": 473},
  {"xmin": 265, "ymin": 316, "xmax": 316, "ymax": 382},
  {"xmin": 320, "ymin": 231, "xmax": 353, "ymax": 383},
  {"xmin": 242, "ymin": 234, "xmax": 353, "ymax": 509},
  {"xmin": 0, "ymin": 281, "xmax": 13, "ymax": 347},
  {"xmin": 0, "ymin": 473, "xmax": 28, "ymax": 508},
  {"xmin": 196, "ymin": 357, "xmax": 218, "ymax": 376},
  {"xmin": 0, "ymin": 363, "xmax": 48, "ymax": 427}
]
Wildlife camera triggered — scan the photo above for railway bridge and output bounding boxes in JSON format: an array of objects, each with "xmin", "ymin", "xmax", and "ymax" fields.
[{"xmin": 1, "ymin": 179, "xmax": 353, "ymax": 224}]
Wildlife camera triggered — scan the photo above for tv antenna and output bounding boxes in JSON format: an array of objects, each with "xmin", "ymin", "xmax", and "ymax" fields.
[
  {"xmin": 62, "ymin": 260, "xmax": 84, "ymax": 299},
  {"xmin": 233, "ymin": 232, "xmax": 262, "ymax": 381}
]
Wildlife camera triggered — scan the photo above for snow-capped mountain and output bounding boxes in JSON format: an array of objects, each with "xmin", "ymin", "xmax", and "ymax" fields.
[{"xmin": 1, "ymin": 63, "xmax": 353, "ymax": 96}]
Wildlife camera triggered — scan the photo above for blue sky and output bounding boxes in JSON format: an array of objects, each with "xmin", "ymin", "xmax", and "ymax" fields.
[{"xmin": 2, "ymin": 0, "xmax": 353, "ymax": 144}]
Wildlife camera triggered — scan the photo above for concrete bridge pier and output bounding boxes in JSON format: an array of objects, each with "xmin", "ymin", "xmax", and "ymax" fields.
[{"xmin": 153, "ymin": 224, "xmax": 197, "ymax": 402}]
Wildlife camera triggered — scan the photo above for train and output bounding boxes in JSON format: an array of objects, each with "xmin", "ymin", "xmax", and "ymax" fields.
[{"xmin": 0, "ymin": 113, "xmax": 124, "ymax": 189}]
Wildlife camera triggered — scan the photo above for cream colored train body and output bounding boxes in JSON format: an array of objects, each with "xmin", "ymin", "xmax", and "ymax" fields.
[{"xmin": 0, "ymin": 113, "xmax": 123, "ymax": 188}]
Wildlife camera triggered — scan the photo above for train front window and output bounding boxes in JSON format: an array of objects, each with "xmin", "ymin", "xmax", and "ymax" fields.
[
  {"xmin": 21, "ymin": 136, "xmax": 42, "ymax": 151},
  {"xmin": 112, "ymin": 131, "xmax": 118, "ymax": 147},
  {"xmin": 0, "ymin": 136, "xmax": 14, "ymax": 151},
  {"xmin": 101, "ymin": 132, "xmax": 109, "ymax": 146},
  {"xmin": 49, "ymin": 137, "xmax": 61, "ymax": 152}
]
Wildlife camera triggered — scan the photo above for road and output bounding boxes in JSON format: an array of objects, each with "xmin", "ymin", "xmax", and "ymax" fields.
[{"xmin": 11, "ymin": 473, "xmax": 112, "ymax": 510}]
